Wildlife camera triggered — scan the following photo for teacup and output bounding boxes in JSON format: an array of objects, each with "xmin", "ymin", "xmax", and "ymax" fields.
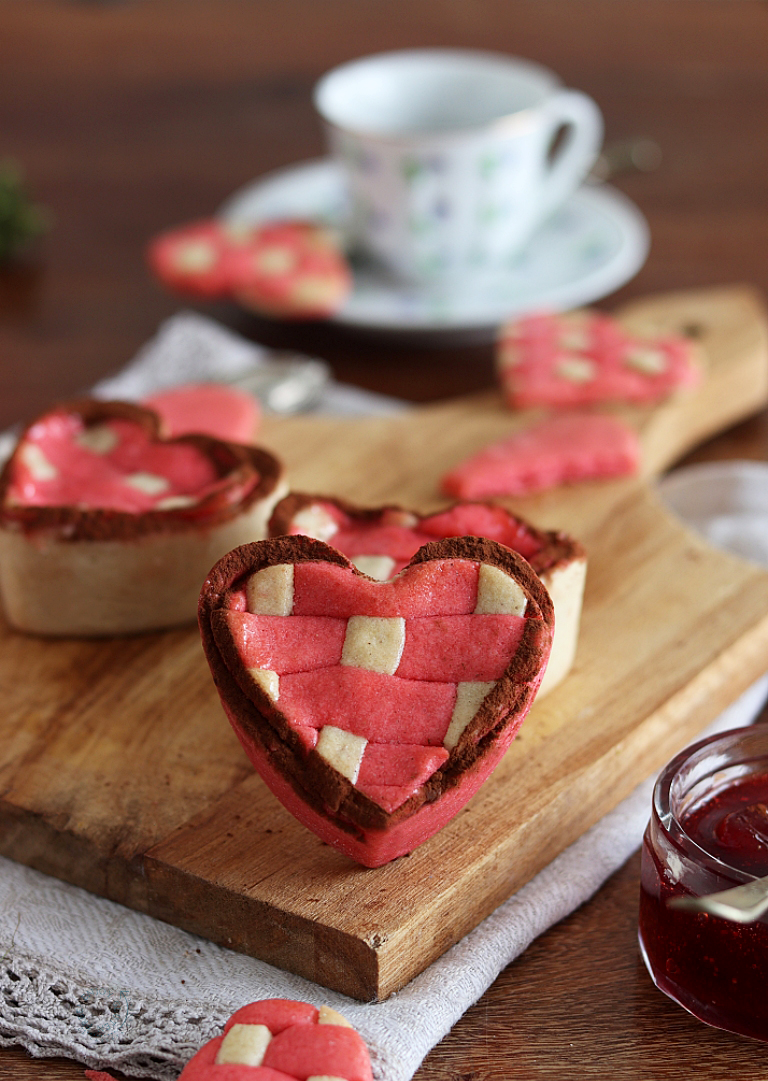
[{"xmin": 314, "ymin": 49, "xmax": 603, "ymax": 284}]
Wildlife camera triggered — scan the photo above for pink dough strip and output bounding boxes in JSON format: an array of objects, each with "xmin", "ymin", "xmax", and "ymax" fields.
[
  {"xmin": 327, "ymin": 508, "xmax": 540, "ymax": 561},
  {"xmin": 292, "ymin": 559, "xmax": 479, "ymax": 617},
  {"xmin": 226, "ymin": 610, "xmax": 524, "ymax": 681},
  {"xmin": 223, "ymin": 611, "xmax": 346, "ymax": 673},
  {"xmin": 442, "ymin": 412, "xmax": 640, "ymax": 499},
  {"xmin": 12, "ymin": 415, "xmax": 221, "ymax": 511},
  {"xmin": 292, "ymin": 725, "xmax": 319, "ymax": 751},
  {"xmin": 225, "ymin": 999, "xmax": 318, "ymax": 1034},
  {"xmin": 357, "ymin": 743, "xmax": 449, "ymax": 786},
  {"xmin": 355, "ymin": 781, "xmax": 423, "ymax": 812},
  {"xmin": 332, "ymin": 523, "xmax": 435, "ymax": 560},
  {"xmin": 263, "ymin": 1025, "xmax": 373, "ymax": 1081},
  {"xmin": 279, "ymin": 667, "xmax": 456, "ymax": 744},
  {"xmin": 397, "ymin": 614, "xmax": 525, "ymax": 681},
  {"xmin": 178, "ymin": 1037, "xmax": 297, "ymax": 1081}
]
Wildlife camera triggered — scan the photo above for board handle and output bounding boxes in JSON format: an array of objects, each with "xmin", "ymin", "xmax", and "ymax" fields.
[{"xmin": 615, "ymin": 285, "xmax": 768, "ymax": 477}]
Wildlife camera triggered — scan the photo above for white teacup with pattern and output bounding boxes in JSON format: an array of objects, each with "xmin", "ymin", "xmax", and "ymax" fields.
[{"xmin": 314, "ymin": 49, "xmax": 603, "ymax": 284}]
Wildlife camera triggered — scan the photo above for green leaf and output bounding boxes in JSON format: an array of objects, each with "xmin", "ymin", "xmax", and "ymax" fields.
[{"xmin": 0, "ymin": 159, "xmax": 50, "ymax": 263}]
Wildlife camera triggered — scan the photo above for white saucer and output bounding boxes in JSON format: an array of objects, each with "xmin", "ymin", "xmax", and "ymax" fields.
[{"xmin": 220, "ymin": 159, "xmax": 649, "ymax": 337}]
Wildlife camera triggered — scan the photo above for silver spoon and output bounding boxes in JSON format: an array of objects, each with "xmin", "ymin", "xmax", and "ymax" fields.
[
  {"xmin": 226, "ymin": 352, "xmax": 331, "ymax": 414},
  {"xmin": 668, "ymin": 875, "xmax": 768, "ymax": 923}
]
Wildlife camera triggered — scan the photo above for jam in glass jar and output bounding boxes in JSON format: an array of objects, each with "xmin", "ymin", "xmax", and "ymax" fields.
[{"xmin": 639, "ymin": 725, "xmax": 768, "ymax": 1041}]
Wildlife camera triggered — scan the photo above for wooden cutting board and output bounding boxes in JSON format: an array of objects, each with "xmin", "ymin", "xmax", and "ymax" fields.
[{"xmin": 2, "ymin": 285, "xmax": 768, "ymax": 1003}]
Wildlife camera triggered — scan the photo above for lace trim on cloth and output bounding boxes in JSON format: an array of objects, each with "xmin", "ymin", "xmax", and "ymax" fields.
[{"xmin": 0, "ymin": 949, "xmax": 226, "ymax": 1080}]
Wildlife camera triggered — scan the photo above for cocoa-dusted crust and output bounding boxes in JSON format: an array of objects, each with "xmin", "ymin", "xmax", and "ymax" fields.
[
  {"xmin": 268, "ymin": 492, "xmax": 586, "ymax": 578},
  {"xmin": 0, "ymin": 398, "xmax": 283, "ymax": 542},
  {"xmin": 198, "ymin": 535, "xmax": 554, "ymax": 840}
]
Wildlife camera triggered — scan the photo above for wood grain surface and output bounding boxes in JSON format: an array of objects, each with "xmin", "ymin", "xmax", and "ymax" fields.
[
  {"xmin": 2, "ymin": 286, "xmax": 768, "ymax": 1004},
  {"xmin": 3, "ymin": 0, "xmax": 768, "ymax": 1076}
]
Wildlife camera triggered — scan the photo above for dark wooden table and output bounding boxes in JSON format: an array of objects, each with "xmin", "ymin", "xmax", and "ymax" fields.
[{"xmin": 2, "ymin": 2, "xmax": 768, "ymax": 1077}]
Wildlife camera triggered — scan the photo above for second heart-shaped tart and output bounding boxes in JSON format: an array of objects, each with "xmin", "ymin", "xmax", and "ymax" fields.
[
  {"xmin": 199, "ymin": 535, "xmax": 554, "ymax": 866},
  {"xmin": 269, "ymin": 493, "xmax": 586, "ymax": 696},
  {"xmin": 0, "ymin": 399, "xmax": 286, "ymax": 635}
]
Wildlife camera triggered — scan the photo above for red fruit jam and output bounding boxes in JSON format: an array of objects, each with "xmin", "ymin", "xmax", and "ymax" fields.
[{"xmin": 639, "ymin": 725, "xmax": 768, "ymax": 1041}]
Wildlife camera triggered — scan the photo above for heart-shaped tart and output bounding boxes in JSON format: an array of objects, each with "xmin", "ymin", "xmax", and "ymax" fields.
[
  {"xmin": 269, "ymin": 494, "xmax": 586, "ymax": 696},
  {"xmin": 0, "ymin": 399, "xmax": 286, "ymax": 636},
  {"xmin": 179, "ymin": 998, "xmax": 372, "ymax": 1081},
  {"xmin": 199, "ymin": 535, "xmax": 554, "ymax": 866}
]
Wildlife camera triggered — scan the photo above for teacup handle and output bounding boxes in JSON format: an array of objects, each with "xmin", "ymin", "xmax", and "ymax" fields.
[{"xmin": 537, "ymin": 89, "xmax": 603, "ymax": 222}]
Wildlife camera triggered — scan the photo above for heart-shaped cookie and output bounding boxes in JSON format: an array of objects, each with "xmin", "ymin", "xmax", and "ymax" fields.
[
  {"xmin": 147, "ymin": 219, "xmax": 238, "ymax": 299},
  {"xmin": 497, "ymin": 309, "xmax": 700, "ymax": 408},
  {"xmin": 0, "ymin": 399, "xmax": 286, "ymax": 635},
  {"xmin": 143, "ymin": 382, "xmax": 261, "ymax": 443},
  {"xmin": 179, "ymin": 998, "xmax": 372, "ymax": 1081},
  {"xmin": 441, "ymin": 411, "xmax": 640, "ymax": 499},
  {"xmin": 227, "ymin": 221, "xmax": 352, "ymax": 320},
  {"xmin": 269, "ymin": 494, "xmax": 586, "ymax": 695},
  {"xmin": 147, "ymin": 217, "xmax": 352, "ymax": 319},
  {"xmin": 199, "ymin": 535, "xmax": 554, "ymax": 866}
]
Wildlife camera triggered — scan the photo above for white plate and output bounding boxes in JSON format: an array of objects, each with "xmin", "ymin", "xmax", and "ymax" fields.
[{"xmin": 220, "ymin": 158, "xmax": 649, "ymax": 336}]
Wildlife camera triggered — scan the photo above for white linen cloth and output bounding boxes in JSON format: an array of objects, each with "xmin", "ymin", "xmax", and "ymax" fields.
[{"xmin": 2, "ymin": 316, "xmax": 768, "ymax": 1081}]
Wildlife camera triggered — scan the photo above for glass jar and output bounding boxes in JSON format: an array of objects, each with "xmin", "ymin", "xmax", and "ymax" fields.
[{"xmin": 639, "ymin": 725, "xmax": 768, "ymax": 1041}]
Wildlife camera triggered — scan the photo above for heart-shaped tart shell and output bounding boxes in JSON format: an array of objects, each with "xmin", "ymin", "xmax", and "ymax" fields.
[
  {"xmin": 269, "ymin": 493, "xmax": 586, "ymax": 696},
  {"xmin": 199, "ymin": 535, "xmax": 554, "ymax": 866},
  {"xmin": 0, "ymin": 399, "xmax": 286, "ymax": 635}
]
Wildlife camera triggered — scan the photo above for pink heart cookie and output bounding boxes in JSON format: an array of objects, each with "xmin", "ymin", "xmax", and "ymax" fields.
[
  {"xmin": 0, "ymin": 399, "xmax": 286, "ymax": 635},
  {"xmin": 199, "ymin": 535, "xmax": 554, "ymax": 866},
  {"xmin": 269, "ymin": 494, "xmax": 586, "ymax": 696},
  {"xmin": 147, "ymin": 219, "xmax": 238, "ymax": 299},
  {"xmin": 228, "ymin": 221, "xmax": 352, "ymax": 320},
  {"xmin": 441, "ymin": 412, "xmax": 640, "ymax": 499},
  {"xmin": 144, "ymin": 383, "xmax": 261, "ymax": 443},
  {"xmin": 147, "ymin": 218, "xmax": 352, "ymax": 319},
  {"xmin": 179, "ymin": 999, "xmax": 372, "ymax": 1081},
  {"xmin": 497, "ymin": 309, "xmax": 700, "ymax": 409}
]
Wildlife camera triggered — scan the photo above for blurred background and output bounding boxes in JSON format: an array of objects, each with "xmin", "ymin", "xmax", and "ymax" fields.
[{"xmin": 1, "ymin": 0, "xmax": 767, "ymax": 428}]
